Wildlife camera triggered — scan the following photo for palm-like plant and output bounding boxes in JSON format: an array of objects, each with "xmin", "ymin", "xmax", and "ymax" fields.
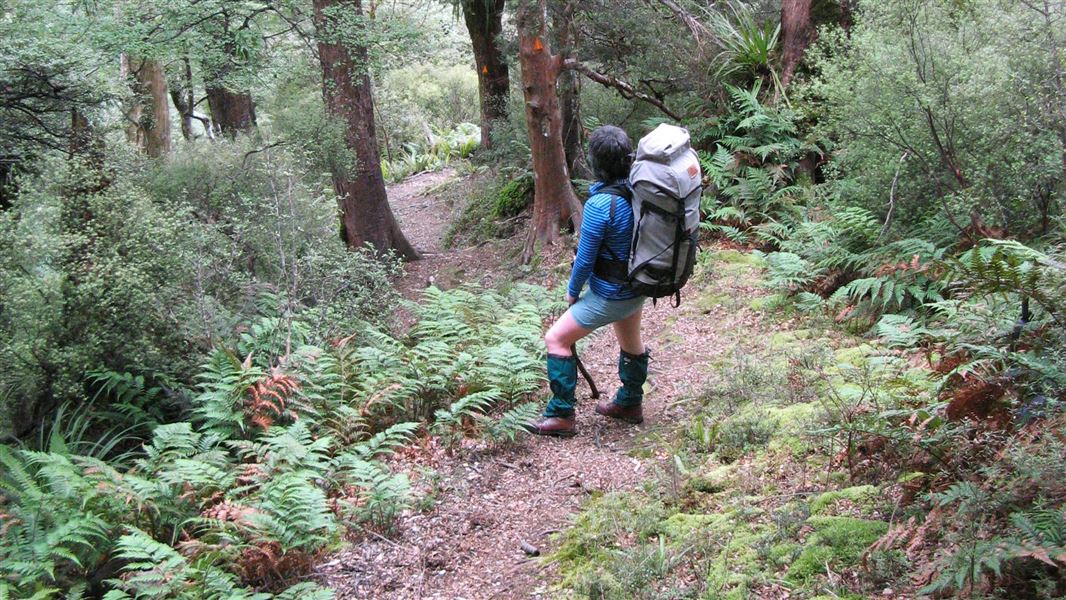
[{"xmin": 704, "ymin": 0, "xmax": 785, "ymax": 103}]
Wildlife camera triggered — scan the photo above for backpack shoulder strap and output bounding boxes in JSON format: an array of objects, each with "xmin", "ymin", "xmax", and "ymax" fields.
[
  {"xmin": 595, "ymin": 182, "xmax": 632, "ymax": 224},
  {"xmin": 590, "ymin": 182, "xmax": 632, "ymax": 282}
]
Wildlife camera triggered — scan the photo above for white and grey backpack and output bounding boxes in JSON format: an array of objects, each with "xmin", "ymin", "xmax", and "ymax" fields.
[{"xmin": 594, "ymin": 124, "xmax": 703, "ymax": 305}]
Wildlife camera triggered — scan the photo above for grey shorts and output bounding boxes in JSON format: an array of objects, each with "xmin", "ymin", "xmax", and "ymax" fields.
[{"xmin": 570, "ymin": 291, "xmax": 646, "ymax": 330}]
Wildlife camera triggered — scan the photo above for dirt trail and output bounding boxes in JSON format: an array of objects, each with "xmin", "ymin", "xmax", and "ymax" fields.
[{"xmin": 316, "ymin": 172, "xmax": 764, "ymax": 599}]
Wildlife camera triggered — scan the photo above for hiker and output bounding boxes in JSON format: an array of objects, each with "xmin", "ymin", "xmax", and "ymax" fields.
[{"xmin": 524, "ymin": 125, "xmax": 650, "ymax": 438}]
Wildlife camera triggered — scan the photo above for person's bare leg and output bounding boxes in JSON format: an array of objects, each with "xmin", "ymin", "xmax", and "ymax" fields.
[
  {"xmin": 545, "ymin": 309, "xmax": 592, "ymax": 356},
  {"xmin": 611, "ymin": 306, "xmax": 644, "ymax": 355}
]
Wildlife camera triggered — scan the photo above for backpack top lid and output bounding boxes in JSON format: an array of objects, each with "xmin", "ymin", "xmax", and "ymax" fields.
[
  {"xmin": 635, "ymin": 123, "xmax": 691, "ymax": 163},
  {"xmin": 631, "ymin": 124, "xmax": 701, "ymax": 199}
]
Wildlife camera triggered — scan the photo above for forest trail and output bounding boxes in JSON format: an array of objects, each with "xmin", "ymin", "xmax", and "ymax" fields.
[
  {"xmin": 387, "ymin": 169, "xmax": 513, "ymax": 301},
  {"xmin": 316, "ymin": 174, "xmax": 771, "ymax": 599}
]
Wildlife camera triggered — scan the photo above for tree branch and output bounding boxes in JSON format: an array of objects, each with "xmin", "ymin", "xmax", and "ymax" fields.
[
  {"xmin": 878, "ymin": 150, "xmax": 909, "ymax": 241},
  {"xmin": 562, "ymin": 59, "xmax": 682, "ymax": 121},
  {"xmin": 640, "ymin": 0, "xmax": 713, "ymax": 48}
]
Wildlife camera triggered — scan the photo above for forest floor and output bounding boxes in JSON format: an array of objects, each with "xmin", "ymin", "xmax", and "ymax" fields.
[{"xmin": 315, "ymin": 172, "xmax": 862, "ymax": 599}]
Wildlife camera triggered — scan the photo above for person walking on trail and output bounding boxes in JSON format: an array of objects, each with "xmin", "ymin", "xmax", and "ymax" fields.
[{"xmin": 524, "ymin": 125, "xmax": 650, "ymax": 438}]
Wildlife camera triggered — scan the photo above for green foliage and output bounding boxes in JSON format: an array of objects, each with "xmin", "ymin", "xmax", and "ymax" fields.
[
  {"xmin": 343, "ymin": 284, "xmax": 553, "ymax": 438},
  {"xmin": 381, "ymin": 123, "xmax": 481, "ymax": 183},
  {"xmin": 705, "ymin": 0, "xmax": 784, "ymax": 101},
  {"xmin": 493, "ymin": 172, "xmax": 535, "ymax": 218},
  {"xmin": 787, "ymin": 517, "xmax": 889, "ymax": 582},
  {"xmin": 761, "ymin": 251, "xmax": 822, "ymax": 292},
  {"xmin": 0, "ymin": 281, "xmax": 556, "ymax": 596},
  {"xmin": 0, "ymin": 447, "xmax": 113, "ymax": 589},
  {"xmin": 0, "ymin": 142, "xmax": 400, "ymax": 439},
  {"xmin": 950, "ymin": 240, "xmax": 1064, "ymax": 321},
  {"xmin": 697, "ymin": 84, "xmax": 813, "ymax": 242},
  {"xmin": 807, "ymin": 0, "xmax": 1064, "ymax": 236}
]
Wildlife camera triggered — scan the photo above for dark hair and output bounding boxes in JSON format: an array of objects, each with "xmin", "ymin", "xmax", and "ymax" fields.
[{"xmin": 587, "ymin": 125, "xmax": 633, "ymax": 182}]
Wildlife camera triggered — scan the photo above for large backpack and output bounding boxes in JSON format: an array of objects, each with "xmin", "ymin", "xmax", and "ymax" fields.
[{"xmin": 594, "ymin": 124, "xmax": 702, "ymax": 305}]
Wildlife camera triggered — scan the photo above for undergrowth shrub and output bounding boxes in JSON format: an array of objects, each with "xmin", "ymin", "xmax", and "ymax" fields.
[{"xmin": 0, "ymin": 142, "xmax": 399, "ymax": 441}]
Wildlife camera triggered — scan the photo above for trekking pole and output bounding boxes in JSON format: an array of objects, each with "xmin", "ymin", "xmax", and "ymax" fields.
[{"xmin": 571, "ymin": 343, "xmax": 600, "ymax": 399}]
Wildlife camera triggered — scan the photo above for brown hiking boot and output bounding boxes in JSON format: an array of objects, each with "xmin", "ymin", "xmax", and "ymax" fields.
[
  {"xmin": 594, "ymin": 399, "xmax": 644, "ymax": 424},
  {"xmin": 522, "ymin": 416, "xmax": 577, "ymax": 438}
]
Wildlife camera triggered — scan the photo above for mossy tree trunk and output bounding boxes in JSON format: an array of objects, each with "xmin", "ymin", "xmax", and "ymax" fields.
[
  {"xmin": 124, "ymin": 57, "xmax": 171, "ymax": 157},
  {"xmin": 206, "ymin": 82, "xmax": 257, "ymax": 137},
  {"xmin": 203, "ymin": 12, "xmax": 258, "ymax": 137},
  {"xmin": 554, "ymin": 1, "xmax": 587, "ymax": 178}
]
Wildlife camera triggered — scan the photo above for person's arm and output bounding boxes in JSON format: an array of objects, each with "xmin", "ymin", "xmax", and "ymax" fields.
[{"xmin": 568, "ymin": 194, "xmax": 611, "ymax": 300}]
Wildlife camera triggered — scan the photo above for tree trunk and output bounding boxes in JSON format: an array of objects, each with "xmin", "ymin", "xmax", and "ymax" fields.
[
  {"xmin": 313, "ymin": 0, "xmax": 418, "ymax": 261},
  {"xmin": 169, "ymin": 58, "xmax": 196, "ymax": 142},
  {"xmin": 780, "ymin": 0, "xmax": 814, "ymax": 89},
  {"xmin": 126, "ymin": 58, "xmax": 171, "ymax": 157},
  {"xmin": 559, "ymin": 69, "xmax": 586, "ymax": 177},
  {"xmin": 554, "ymin": 1, "xmax": 587, "ymax": 178},
  {"xmin": 206, "ymin": 85, "xmax": 257, "ymax": 137},
  {"xmin": 121, "ymin": 55, "xmax": 144, "ymax": 148},
  {"xmin": 462, "ymin": 0, "xmax": 509, "ymax": 149},
  {"xmin": 517, "ymin": 0, "xmax": 581, "ymax": 262}
]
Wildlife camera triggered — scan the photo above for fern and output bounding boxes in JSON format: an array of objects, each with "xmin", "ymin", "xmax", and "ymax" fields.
[
  {"xmin": 950, "ymin": 240, "xmax": 1063, "ymax": 320},
  {"xmin": 0, "ymin": 282, "xmax": 556, "ymax": 596},
  {"xmin": 762, "ymin": 251, "xmax": 822, "ymax": 292},
  {"xmin": 698, "ymin": 85, "xmax": 814, "ymax": 242},
  {"xmin": 875, "ymin": 314, "xmax": 935, "ymax": 349},
  {"xmin": 333, "ymin": 457, "xmax": 412, "ymax": 529},
  {"xmin": 433, "ymin": 389, "xmax": 504, "ymax": 431},
  {"xmin": 244, "ymin": 472, "xmax": 337, "ymax": 552},
  {"xmin": 349, "ymin": 421, "xmax": 419, "ymax": 460},
  {"xmin": 0, "ymin": 447, "xmax": 114, "ymax": 587},
  {"xmin": 87, "ymin": 369, "xmax": 177, "ymax": 432},
  {"xmin": 482, "ymin": 402, "xmax": 541, "ymax": 444}
]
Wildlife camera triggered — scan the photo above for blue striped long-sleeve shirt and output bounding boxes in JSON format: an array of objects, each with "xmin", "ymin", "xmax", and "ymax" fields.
[{"xmin": 568, "ymin": 180, "xmax": 637, "ymax": 301}]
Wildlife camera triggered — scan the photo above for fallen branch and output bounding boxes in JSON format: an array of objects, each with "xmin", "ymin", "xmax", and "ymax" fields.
[{"xmin": 562, "ymin": 59, "xmax": 682, "ymax": 121}]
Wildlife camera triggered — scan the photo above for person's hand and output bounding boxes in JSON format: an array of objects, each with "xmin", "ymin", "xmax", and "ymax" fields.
[{"xmin": 565, "ymin": 293, "xmax": 578, "ymax": 305}]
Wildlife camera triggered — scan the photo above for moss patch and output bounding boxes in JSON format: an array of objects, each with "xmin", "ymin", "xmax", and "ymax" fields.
[
  {"xmin": 695, "ymin": 292, "xmax": 736, "ymax": 313},
  {"xmin": 810, "ymin": 485, "xmax": 880, "ymax": 516},
  {"xmin": 660, "ymin": 512, "xmax": 727, "ymax": 539},
  {"xmin": 833, "ymin": 343, "xmax": 877, "ymax": 367},
  {"xmin": 493, "ymin": 172, "xmax": 534, "ymax": 217},
  {"xmin": 713, "ymin": 248, "xmax": 763, "ymax": 266},
  {"xmin": 787, "ymin": 516, "xmax": 889, "ymax": 582}
]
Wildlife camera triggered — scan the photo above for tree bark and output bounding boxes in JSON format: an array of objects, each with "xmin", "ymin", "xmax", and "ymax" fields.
[
  {"xmin": 169, "ymin": 58, "xmax": 196, "ymax": 142},
  {"xmin": 462, "ymin": 0, "xmax": 510, "ymax": 149},
  {"xmin": 780, "ymin": 0, "xmax": 814, "ymax": 89},
  {"xmin": 203, "ymin": 12, "xmax": 257, "ymax": 137},
  {"xmin": 313, "ymin": 0, "xmax": 418, "ymax": 260},
  {"xmin": 125, "ymin": 58, "xmax": 171, "ymax": 157},
  {"xmin": 517, "ymin": 0, "xmax": 581, "ymax": 262},
  {"xmin": 206, "ymin": 85, "xmax": 257, "ymax": 137},
  {"xmin": 554, "ymin": 1, "xmax": 587, "ymax": 178}
]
